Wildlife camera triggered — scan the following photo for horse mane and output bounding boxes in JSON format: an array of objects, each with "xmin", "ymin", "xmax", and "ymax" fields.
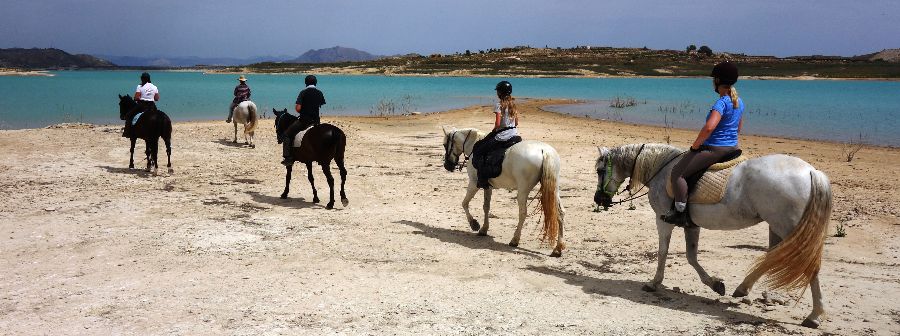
[{"xmin": 613, "ymin": 143, "xmax": 683, "ymax": 186}]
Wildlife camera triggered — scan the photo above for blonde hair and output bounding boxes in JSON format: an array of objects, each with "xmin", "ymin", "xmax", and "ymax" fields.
[
  {"xmin": 729, "ymin": 86, "xmax": 740, "ymax": 109},
  {"xmin": 500, "ymin": 95, "xmax": 518, "ymax": 119}
]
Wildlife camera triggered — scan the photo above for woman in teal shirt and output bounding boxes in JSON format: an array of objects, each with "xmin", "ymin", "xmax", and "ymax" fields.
[{"xmin": 662, "ymin": 62, "xmax": 744, "ymax": 226}]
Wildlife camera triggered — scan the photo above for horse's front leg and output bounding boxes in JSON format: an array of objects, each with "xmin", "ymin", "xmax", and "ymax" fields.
[
  {"xmin": 321, "ymin": 162, "xmax": 335, "ymax": 209},
  {"xmin": 306, "ymin": 162, "xmax": 319, "ymax": 203},
  {"xmin": 461, "ymin": 179, "xmax": 480, "ymax": 232},
  {"xmin": 233, "ymin": 122, "xmax": 238, "ymax": 143},
  {"xmin": 163, "ymin": 135, "xmax": 173, "ymax": 174},
  {"xmin": 643, "ymin": 219, "xmax": 675, "ymax": 292},
  {"xmin": 509, "ymin": 189, "xmax": 529, "ymax": 247},
  {"xmin": 685, "ymin": 226, "xmax": 726, "ymax": 295},
  {"xmin": 144, "ymin": 140, "xmax": 152, "ymax": 172},
  {"xmin": 477, "ymin": 187, "xmax": 492, "ymax": 236},
  {"xmin": 128, "ymin": 138, "xmax": 136, "ymax": 169},
  {"xmin": 280, "ymin": 165, "xmax": 293, "ymax": 199}
]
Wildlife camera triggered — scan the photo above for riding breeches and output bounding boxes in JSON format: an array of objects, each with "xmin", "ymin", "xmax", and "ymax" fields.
[{"xmin": 670, "ymin": 145, "xmax": 738, "ymax": 203}]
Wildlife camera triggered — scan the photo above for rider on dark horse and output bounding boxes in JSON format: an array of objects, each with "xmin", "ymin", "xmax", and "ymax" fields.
[
  {"xmin": 226, "ymin": 75, "xmax": 251, "ymax": 123},
  {"xmin": 281, "ymin": 75, "xmax": 326, "ymax": 165},
  {"xmin": 122, "ymin": 72, "xmax": 159, "ymax": 138},
  {"xmin": 471, "ymin": 81, "xmax": 522, "ymax": 189},
  {"xmin": 661, "ymin": 61, "xmax": 744, "ymax": 226}
]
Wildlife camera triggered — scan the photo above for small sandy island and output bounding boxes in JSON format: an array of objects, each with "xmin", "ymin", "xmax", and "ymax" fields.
[{"xmin": 0, "ymin": 100, "xmax": 898, "ymax": 334}]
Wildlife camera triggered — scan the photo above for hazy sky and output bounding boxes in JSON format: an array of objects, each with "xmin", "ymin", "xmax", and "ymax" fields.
[{"xmin": 1, "ymin": 0, "xmax": 897, "ymax": 58}]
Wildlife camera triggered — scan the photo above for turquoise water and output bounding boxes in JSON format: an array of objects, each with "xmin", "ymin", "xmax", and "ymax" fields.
[{"xmin": 0, "ymin": 71, "xmax": 898, "ymax": 146}]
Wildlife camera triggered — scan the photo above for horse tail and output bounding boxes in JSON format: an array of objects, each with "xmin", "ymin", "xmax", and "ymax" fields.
[
  {"xmin": 245, "ymin": 103, "xmax": 258, "ymax": 136},
  {"xmin": 539, "ymin": 150, "xmax": 561, "ymax": 247},
  {"xmin": 749, "ymin": 169, "xmax": 832, "ymax": 292}
]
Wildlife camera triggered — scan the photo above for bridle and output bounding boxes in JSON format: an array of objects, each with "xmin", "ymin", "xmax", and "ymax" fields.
[
  {"xmin": 444, "ymin": 130, "xmax": 474, "ymax": 171},
  {"xmin": 597, "ymin": 144, "xmax": 684, "ymax": 208}
]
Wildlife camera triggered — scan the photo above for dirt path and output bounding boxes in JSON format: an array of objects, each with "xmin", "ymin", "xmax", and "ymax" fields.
[{"xmin": 0, "ymin": 100, "xmax": 898, "ymax": 335}]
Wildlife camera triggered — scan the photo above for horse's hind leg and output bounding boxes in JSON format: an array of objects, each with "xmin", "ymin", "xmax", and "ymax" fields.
[
  {"xmin": 321, "ymin": 162, "xmax": 335, "ymax": 209},
  {"xmin": 306, "ymin": 162, "xmax": 319, "ymax": 203},
  {"xmin": 128, "ymin": 138, "xmax": 136, "ymax": 169},
  {"xmin": 164, "ymin": 135, "xmax": 173, "ymax": 173},
  {"xmin": 685, "ymin": 226, "xmax": 726, "ymax": 295},
  {"xmin": 233, "ymin": 122, "xmax": 238, "ymax": 143},
  {"xmin": 801, "ymin": 274, "xmax": 825, "ymax": 328},
  {"xmin": 509, "ymin": 188, "xmax": 529, "ymax": 246},
  {"xmin": 734, "ymin": 230, "xmax": 782, "ymax": 297},
  {"xmin": 643, "ymin": 219, "xmax": 675, "ymax": 292},
  {"xmin": 336, "ymin": 153, "xmax": 348, "ymax": 206}
]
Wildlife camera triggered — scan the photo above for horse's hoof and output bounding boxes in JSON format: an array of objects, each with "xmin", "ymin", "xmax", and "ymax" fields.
[
  {"xmin": 326, "ymin": 202, "xmax": 334, "ymax": 210},
  {"xmin": 801, "ymin": 318, "xmax": 820, "ymax": 329},
  {"xmin": 712, "ymin": 281, "xmax": 726, "ymax": 296},
  {"xmin": 341, "ymin": 198, "xmax": 349, "ymax": 207},
  {"xmin": 549, "ymin": 250, "xmax": 562, "ymax": 258},
  {"xmin": 313, "ymin": 197, "xmax": 320, "ymax": 203},
  {"xmin": 168, "ymin": 168, "xmax": 174, "ymax": 174},
  {"xmin": 280, "ymin": 194, "xmax": 288, "ymax": 199},
  {"xmin": 468, "ymin": 218, "xmax": 480, "ymax": 231},
  {"xmin": 477, "ymin": 231, "xmax": 488, "ymax": 237},
  {"xmin": 128, "ymin": 165, "xmax": 134, "ymax": 169},
  {"xmin": 732, "ymin": 288, "xmax": 749, "ymax": 298},
  {"xmin": 508, "ymin": 241, "xmax": 519, "ymax": 247},
  {"xmin": 642, "ymin": 284, "xmax": 658, "ymax": 292}
]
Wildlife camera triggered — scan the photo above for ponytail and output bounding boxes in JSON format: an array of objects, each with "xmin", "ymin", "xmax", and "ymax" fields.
[
  {"xmin": 729, "ymin": 86, "xmax": 740, "ymax": 109},
  {"xmin": 500, "ymin": 95, "xmax": 518, "ymax": 119}
]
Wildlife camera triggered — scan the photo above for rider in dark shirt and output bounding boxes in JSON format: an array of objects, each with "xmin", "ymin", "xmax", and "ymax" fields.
[
  {"xmin": 226, "ymin": 75, "xmax": 251, "ymax": 123},
  {"xmin": 281, "ymin": 75, "xmax": 326, "ymax": 165}
]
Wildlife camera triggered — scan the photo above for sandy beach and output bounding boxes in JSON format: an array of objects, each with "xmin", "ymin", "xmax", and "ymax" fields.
[{"xmin": 0, "ymin": 99, "xmax": 898, "ymax": 335}]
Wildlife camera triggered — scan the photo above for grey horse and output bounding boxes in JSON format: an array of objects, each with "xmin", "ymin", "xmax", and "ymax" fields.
[{"xmin": 594, "ymin": 143, "xmax": 832, "ymax": 328}]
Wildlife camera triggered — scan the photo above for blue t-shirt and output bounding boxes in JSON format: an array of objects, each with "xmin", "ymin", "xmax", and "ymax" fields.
[{"xmin": 703, "ymin": 96, "xmax": 744, "ymax": 147}]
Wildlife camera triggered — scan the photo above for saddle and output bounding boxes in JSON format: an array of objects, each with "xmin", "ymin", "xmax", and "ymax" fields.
[
  {"xmin": 666, "ymin": 150, "xmax": 748, "ymax": 204},
  {"xmin": 291, "ymin": 124, "xmax": 315, "ymax": 148},
  {"xmin": 472, "ymin": 136, "xmax": 522, "ymax": 180}
]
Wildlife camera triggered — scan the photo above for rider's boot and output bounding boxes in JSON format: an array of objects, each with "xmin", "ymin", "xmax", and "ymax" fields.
[
  {"xmin": 661, "ymin": 201, "xmax": 692, "ymax": 227},
  {"xmin": 226, "ymin": 107, "xmax": 233, "ymax": 123},
  {"xmin": 281, "ymin": 139, "xmax": 294, "ymax": 166}
]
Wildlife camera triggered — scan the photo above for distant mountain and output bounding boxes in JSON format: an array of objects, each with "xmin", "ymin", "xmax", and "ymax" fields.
[
  {"xmin": 290, "ymin": 46, "xmax": 380, "ymax": 63},
  {"xmin": 99, "ymin": 55, "xmax": 295, "ymax": 67},
  {"xmin": 0, "ymin": 48, "xmax": 115, "ymax": 69}
]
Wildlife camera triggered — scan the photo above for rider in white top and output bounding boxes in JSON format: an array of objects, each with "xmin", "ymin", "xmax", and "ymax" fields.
[{"xmin": 123, "ymin": 72, "xmax": 160, "ymax": 138}]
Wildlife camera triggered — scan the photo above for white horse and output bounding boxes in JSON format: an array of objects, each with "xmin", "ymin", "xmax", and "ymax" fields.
[
  {"xmin": 231, "ymin": 100, "xmax": 258, "ymax": 147},
  {"xmin": 442, "ymin": 127, "xmax": 566, "ymax": 257},
  {"xmin": 594, "ymin": 143, "xmax": 832, "ymax": 328}
]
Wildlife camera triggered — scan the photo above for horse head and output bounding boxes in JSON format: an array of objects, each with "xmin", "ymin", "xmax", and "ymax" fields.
[
  {"xmin": 594, "ymin": 146, "xmax": 628, "ymax": 208},
  {"xmin": 118, "ymin": 94, "xmax": 135, "ymax": 120},
  {"xmin": 272, "ymin": 108, "xmax": 292, "ymax": 140},
  {"xmin": 442, "ymin": 127, "xmax": 476, "ymax": 172}
]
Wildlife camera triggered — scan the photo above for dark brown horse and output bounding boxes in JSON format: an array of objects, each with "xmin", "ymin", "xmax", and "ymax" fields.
[
  {"xmin": 118, "ymin": 95, "xmax": 173, "ymax": 173},
  {"xmin": 273, "ymin": 108, "xmax": 348, "ymax": 209}
]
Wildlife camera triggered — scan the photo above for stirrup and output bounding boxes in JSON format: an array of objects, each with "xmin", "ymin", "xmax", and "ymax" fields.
[{"xmin": 660, "ymin": 210, "xmax": 690, "ymax": 227}]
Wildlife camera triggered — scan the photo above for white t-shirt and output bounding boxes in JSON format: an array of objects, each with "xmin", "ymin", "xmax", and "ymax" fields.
[
  {"xmin": 135, "ymin": 83, "xmax": 159, "ymax": 101},
  {"xmin": 494, "ymin": 102, "xmax": 519, "ymax": 141}
]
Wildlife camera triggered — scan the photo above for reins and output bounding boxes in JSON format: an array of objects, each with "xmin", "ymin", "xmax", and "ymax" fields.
[
  {"xmin": 446, "ymin": 130, "xmax": 474, "ymax": 171},
  {"xmin": 603, "ymin": 145, "xmax": 686, "ymax": 206}
]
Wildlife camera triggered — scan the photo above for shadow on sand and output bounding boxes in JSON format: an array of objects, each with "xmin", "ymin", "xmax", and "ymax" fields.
[
  {"xmin": 395, "ymin": 219, "xmax": 544, "ymax": 258},
  {"xmin": 214, "ymin": 139, "xmax": 252, "ymax": 148},
  {"xmin": 97, "ymin": 165, "xmax": 153, "ymax": 177},
  {"xmin": 246, "ymin": 191, "xmax": 324, "ymax": 210},
  {"xmin": 524, "ymin": 265, "xmax": 785, "ymax": 328}
]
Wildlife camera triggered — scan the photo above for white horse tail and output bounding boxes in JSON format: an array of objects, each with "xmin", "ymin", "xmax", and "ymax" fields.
[
  {"xmin": 539, "ymin": 150, "xmax": 561, "ymax": 248},
  {"xmin": 245, "ymin": 102, "xmax": 258, "ymax": 137},
  {"xmin": 750, "ymin": 169, "xmax": 832, "ymax": 292}
]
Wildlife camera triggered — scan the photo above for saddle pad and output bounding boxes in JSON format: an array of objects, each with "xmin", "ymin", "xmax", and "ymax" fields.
[
  {"xmin": 131, "ymin": 112, "xmax": 143, "ymax": 125},
  {"xmin": 708, "ymin": 154, "xmax": 749, "ymax": 171},
  {"xmin": 292, "ymin": 125, "xmax": 314, "ymax": 148},
  {"xmin": 666, "ymin": 165, "xmax": 736, "ymax": 204}
]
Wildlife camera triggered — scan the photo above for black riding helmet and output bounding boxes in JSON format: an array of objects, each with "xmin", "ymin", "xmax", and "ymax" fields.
[
  {"xmin": 710, "ymin": 62, "xmax": 738, "ymax": 85},
  {"xmin": 305, "ymin": 75, "xmax": 317, "ymax": 86},
  {"xmin": 495, "ymin": 81, "xmax": 512, "ymax": 96}
]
